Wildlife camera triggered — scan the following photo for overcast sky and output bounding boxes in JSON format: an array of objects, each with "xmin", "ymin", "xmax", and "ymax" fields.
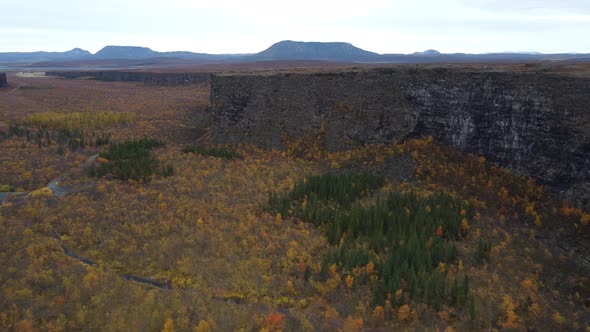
[{"xmin": 1, "ymin": 0, "xmax": 589, "ymax": 54}]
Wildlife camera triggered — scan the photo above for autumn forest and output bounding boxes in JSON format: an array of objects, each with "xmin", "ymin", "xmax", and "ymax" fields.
[{"xmin": 0, "ymin": 74, "xmax": 589, "ymax": 331}]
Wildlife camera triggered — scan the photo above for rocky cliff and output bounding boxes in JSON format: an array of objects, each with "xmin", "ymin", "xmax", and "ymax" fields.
[
  {"xmin": 0, "ymin": 73, "xmax": 6, "ymax": 87},
  {"xmin": 209, "ymin": 67, "xmax": 590, "ymax": 192},
  {"xmin": 48, "ymin": 71, "xmax": 210, "ymax": 86}
]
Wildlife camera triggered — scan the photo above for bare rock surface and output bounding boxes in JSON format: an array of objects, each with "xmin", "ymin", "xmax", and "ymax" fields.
[{"xmin": 209, "ymin": 67, "xmax": 590, "ymax": 194}]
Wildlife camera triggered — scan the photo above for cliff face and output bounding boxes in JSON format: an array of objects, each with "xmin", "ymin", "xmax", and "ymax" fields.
[
  {"xmin": 0, "ymin": 73, "xmax": 6, "ymax": 87},
  {"xmin": 48, "ymin": 71, "xmax": 210, "ymax": 86},
  {"xmin": 210, "ymin": 68, "xmax": 590, "ymax": 191}
]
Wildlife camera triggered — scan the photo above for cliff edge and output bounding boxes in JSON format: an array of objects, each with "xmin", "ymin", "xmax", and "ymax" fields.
[
  {"xmin": 0, "ymin": 73, "xmax": 7, "ymax": 88},
  {"xmin": 209, "ymin": 67, "xmax": 590, "ymax": 196}
]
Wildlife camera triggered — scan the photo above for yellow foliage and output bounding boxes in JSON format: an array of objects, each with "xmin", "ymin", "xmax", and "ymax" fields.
[
  {"xmin": 195, "ymin": 320, "xmax": 211, "ymax": 332},
  {"xmin": 534, "ymin": 214, "xmax": 542, "ymax": 227},
  {"xmin": 366, "ymin": 261, "xmax": 375, "ymax": 276},
  {"xmin": 397, "ymin": 304, "xmax": 413, "ymax": 322},
  {"xmin": 500, "ymin": 295, "xmax": 519, "ymax": 329},
  {"xmin": 372, "ymin": 306, "xmax": 384, "ymax": 322},
  {"xmin": 329, "ymin": 264, "xmax": 338, "ymax": 277},
  {"xmin": 25, "ymin": 111, "xmax": 136, "ymax": 130},
  {"xmin": 325, "ymin": 306, "xmax": 340, "ymax": 320},
  {"xmin": 345, "ymin": 275, "xmax": 354, "ymax": 289},
  {"xmin": 460, "ymin": 218, "xmax": 469, "ymax": 236},
  {"xmin": 29, "ymin": 187, "xmax": 53, "ymax": 198},
  {"xmin": 524, "ymin": 201, "xmax": 535, "ymax": 216},
  {"xmin": 552, "ymin": 312, "xmax": 566, "ymax": 325},
  {"xmin": 162, "ymin": 318, "xmax": 174, "ymax": 332},
  {"xmin": 395, "ymin": 289, "xmax": 403, "ymax": 302},
  {"xmin": 528, "ymin": 302, "xmax": 541, "ymax": 318},
  {"xmin": 343, "ymin": 317, "xmax": 363, "ymax": 331},
  {"xmin": 561, "ymin": 201, "xmax": 581, "ymax": 217},
  {"xmin": 16, "ymin": 320, "xmax": 34, "ymax": 332},
  {"xmin": 521, "ymin": 277, "xmax": 537, "ymax": 292},
  {"xmin": 82, "ymin": 271, "xmax": 99, "ymax": 290}
]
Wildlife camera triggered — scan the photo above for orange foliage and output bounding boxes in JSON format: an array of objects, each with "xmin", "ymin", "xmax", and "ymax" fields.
[
  {"xmin": 397, "ymin": 304, "xmax": 415, "ymax": 322},
  {"xmin": 343, "ymin": 317, "xmax": 364, "ymax": 331},
  {"xmin": 345, "ymin": 275, "xmax": 354, "ymax": 289},
  {"xmin": 265, "ymin": 313, "xmax": 285, "ymax": 331},
  {"xmin": 501, "ymin": 295, "xmax": 519, "ymax": 329},
  {"xmin": 436, "ymin": 225, "xmax": 444, "ymax": 238},
  {"xmin": 372, "ymin": 305, "xmax": 385, "ymax": 322},
  {"xmin": 366, "ymin": 261, "xmax": 375, "ymax": 276}
]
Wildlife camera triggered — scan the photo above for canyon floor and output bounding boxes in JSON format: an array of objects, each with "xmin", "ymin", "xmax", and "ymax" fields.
[{"xmin": 0, "ymin": 71, "xmax": 589, "ymax": 331}]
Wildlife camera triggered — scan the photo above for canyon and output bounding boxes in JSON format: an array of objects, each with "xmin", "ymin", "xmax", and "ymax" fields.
[
  {"xmin": 209, "ymin": 66, "xmax": 590, "ymax": 198},
  {"xmin": 47, "ymin": 71, "xmax": 210, "ymax": 86}
]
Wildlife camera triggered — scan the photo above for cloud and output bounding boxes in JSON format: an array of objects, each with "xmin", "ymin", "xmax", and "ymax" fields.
[{"xmin": 0, "ymin": 0, "xmax": 588, "ymax": 53}]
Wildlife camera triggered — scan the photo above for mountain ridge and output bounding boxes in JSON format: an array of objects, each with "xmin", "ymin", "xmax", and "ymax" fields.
[{"xmin": 1, "ymin": 41, "xmax": 589, "ymax": 64}]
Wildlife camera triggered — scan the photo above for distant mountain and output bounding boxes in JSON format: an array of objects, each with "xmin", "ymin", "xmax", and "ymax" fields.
[
  {"xmin": 93, "ymin": 46, "xmax": 250, "ymax": 61},
  {"xmin": 413, "ymin": 49, "xmax": 441, "ymax": 55},
  {"xmin": 0, "ymin": 48, "xmax": 91, "ymax": 63},
  {"xmin": 254, "ymin": 40, "xmax": 380, "ymax": 61},
  {"xmin": 94, "ymin": 46, "xmax": 158, "ymax": 59},
  {"xmin": 0, "ymin": 41, "xmax": 589, "ymax": 66}
]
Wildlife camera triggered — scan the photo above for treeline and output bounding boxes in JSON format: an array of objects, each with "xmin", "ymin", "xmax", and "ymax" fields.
[
  {"xmin": 266, "ymin": 172, "xmax": 476, "ymax": 315},
  {"xmin": 2, "ymin": 125, "xmax": 110, "ymax": 152}
]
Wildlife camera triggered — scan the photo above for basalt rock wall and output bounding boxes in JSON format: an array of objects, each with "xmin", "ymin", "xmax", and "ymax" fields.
[
  {"xmin": 0, "ymin": 73, "xmax": 6, "ymax": 87},
  {"xmin": 210, "ymin": 68, "xmax": 590, "ymax": 191},
  {"xmin": 48, "ymin": 71, "xmax": 210, "ymax": 86}
]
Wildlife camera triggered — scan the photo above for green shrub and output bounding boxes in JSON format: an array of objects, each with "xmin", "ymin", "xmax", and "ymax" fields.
[
  {"xmin": 182, "ymin": 145, "xmax": 242, "ymax": 160},
  {"xmin": 473, "ymin": 238, "xmax": 492, "ymax": 265},
  {"xmin": 90, "ymin": 139, "xmax": 171, "ymax": 181}
]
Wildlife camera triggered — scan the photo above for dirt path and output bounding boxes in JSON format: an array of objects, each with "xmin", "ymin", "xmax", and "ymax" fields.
[{"xmin": 8, "ymin": 81, "xmax": 28, "ymax": 94}]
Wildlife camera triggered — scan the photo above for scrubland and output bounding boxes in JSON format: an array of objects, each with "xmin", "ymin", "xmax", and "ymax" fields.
[{"xmin": 0, "ymin": 74, "xmax": 588, "ymax": 331}]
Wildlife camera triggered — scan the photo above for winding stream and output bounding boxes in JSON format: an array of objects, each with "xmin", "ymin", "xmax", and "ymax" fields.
[{"xmin": 1, "ymin": 154, "xmax": 301, "ymax": 324}]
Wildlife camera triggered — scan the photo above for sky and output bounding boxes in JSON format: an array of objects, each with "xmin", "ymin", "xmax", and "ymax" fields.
[{"xmin": 1, "ymin": 0, "xmax": 589, "ymax": 54}]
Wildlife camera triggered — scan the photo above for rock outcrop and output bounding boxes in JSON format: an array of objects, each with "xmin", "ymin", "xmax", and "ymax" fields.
[
  {"xmin": 48, "ymin": 71, "xmax": 210, "ymax": 86},
  {"xmin": 209, "ymin": 67, "xmax": 590, "ymax": 192},
  {"xmin": 0, "ymin": 73, "xmax": 6, "ymax": 87}
]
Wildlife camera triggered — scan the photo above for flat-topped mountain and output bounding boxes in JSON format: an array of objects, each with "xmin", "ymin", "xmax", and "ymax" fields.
[
  {"xmin": 254, "ymin": 40, "xmax": 380, "ymax": 61},
  {"xmin": 94, "ymin": 46, "xmax": 158, "ymax": 59}
]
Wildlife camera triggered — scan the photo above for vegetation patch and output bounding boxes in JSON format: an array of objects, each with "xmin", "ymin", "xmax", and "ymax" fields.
[
  {"xmin": 3, "ymin": 125, "xmax": 111, "ymax": 152},
  {"xmin": 89, "ymin": 138, "xmax": 173, "ymax": 181},
  {"xmin": 267, "ymin": 171, "xmax": 476, "ymax": 317},
  {"xmin": 24, "ymin": 111, "xmax": 136, "ymax": 131},
  {"xmin": 182, "ymin": 145, "xmax": 243, "ymax": 159}
]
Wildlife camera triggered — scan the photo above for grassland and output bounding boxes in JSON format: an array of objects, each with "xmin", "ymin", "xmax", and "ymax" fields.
[{"xmin": 0, "ymin": 72, "xmax": 588, "ymax": 331}]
